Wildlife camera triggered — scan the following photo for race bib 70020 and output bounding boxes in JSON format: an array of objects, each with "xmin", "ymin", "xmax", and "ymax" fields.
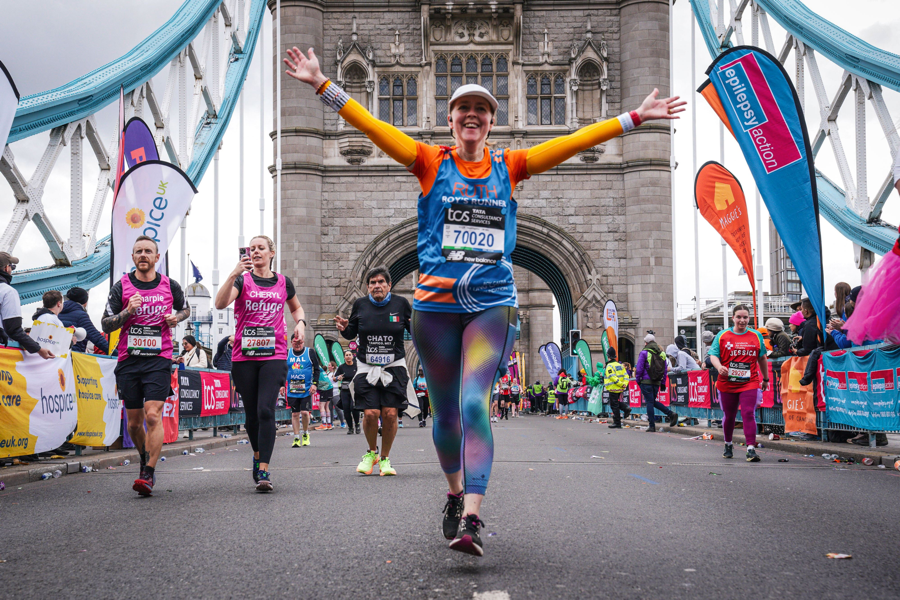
[{"xmin": 442, "ymin": 204, "xmax": 505, "ymax": 265}]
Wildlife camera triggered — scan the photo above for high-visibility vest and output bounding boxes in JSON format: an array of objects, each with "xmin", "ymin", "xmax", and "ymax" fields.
[
  {"xmin": 547, "ymin": 389, "xmax": 556, "ymax": 404},
  {"xmin": 534, "ymin": 383, "xmax": 543, "ymax": 394}
]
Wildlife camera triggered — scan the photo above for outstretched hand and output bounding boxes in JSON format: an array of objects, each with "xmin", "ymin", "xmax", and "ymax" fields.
[
  {"xmin": 284, "ymin": 47, "xmax": 328, "ymax": 89},
  {"xmin": 636, "ymin": 89, "xmax": 687, "ymax": 122}
]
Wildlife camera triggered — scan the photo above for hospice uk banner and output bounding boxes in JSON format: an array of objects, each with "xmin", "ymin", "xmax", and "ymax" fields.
[
  {"xmin": 0, "ymin": 348, "xmax": 76, "ymax": 458},
  {"xmin": 823, "ymin": 346, "xmax": 900, "ymax": 431},
  {"xmin": 694, "ymin": 161, "xmax": 758, "ymax": 325},
  {"xmin": 111, "ymin": 160, "xmax": 197, "ymax": 280},
  {"xmin": 780, "ymin": 356, "xmax": 817, "ymax": 435},
  {"xmin": 69, "ymin": 353, "xmax": 121, "ymax": 446},
  {"xmin": 0, "ymin": 59, "xmax": 19, "ymax": 153},
  {"xmin": 699, "ymin": 46, "xmax": 826, "ymax": 330}
]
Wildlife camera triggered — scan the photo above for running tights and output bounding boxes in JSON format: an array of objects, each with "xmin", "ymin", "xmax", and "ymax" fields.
[
  {"xmin": 412, "ymin": 306, "xmax": 517, "ymax": 496},
  {"xmin": 719, "ymin": 389, "xmax": 758, "ymax": 446},
  {"xmin": 232, "ymin": 360, "xmax": 288, "ymax": 464}
]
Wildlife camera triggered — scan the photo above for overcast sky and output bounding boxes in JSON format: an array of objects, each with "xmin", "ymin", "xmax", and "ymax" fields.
[{"xmin": 1, "ymin": 0, "xmax": 898, "ymax": 332}]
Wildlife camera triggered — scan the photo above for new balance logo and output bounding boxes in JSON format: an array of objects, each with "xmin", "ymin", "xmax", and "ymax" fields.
[{"xmin": 447, "ymin": 251, "xmax": 465, "ymax": 261}]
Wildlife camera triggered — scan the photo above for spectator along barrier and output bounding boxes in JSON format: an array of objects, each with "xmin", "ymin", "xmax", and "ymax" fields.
[
  {"xmin": 576, "ymin": 345, "xmax": 899, "ymax": 447},
  {"xmin": 0, "ymin": 349, "xmax": 301, "ymax": 458}
]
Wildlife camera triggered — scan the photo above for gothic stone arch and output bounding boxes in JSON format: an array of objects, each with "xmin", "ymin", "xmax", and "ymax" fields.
[{"xmin": 336, "ymin": 213, "xmax": 611, "ymax": 348}]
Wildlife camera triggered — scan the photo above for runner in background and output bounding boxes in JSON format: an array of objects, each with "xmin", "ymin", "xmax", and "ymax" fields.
[
  {"xmin": 509, "ymin": 378, "xmax": 520, "ymax": 418},
  {"xmin": 102, "ymin": 236, "xmax": 191, "ymax": 496},
  {"xmin": 281, "ymin": 332, "xmax": 320, "ymax": 447},
  {"xmin": 214, "ymin": 235, "xmax": 306, "ymax": 492},
  {"xmin": 414, "ymin": 367, "xmax": 430, "ymax": 427},
  {"xmin": 499, "ymin": 373, "xmax": 511, "ymax": 420},
  {"xmin": 604, "ymin": 348, "xmax": 631, "ymax": 428},
  {"xmin": 316, "ymin": 362, "xmax": 335, "ymax": 430},
  {"xmin": 335, "ymin": 350, "xmax": 360, "ymax": 435},
  {"xmin": 708, "ymin": 304, "xmax": 769, "ymax": 462},
  {"xmin": 285, "ymin": 44, "xmax": 683, "ymax": 556}
]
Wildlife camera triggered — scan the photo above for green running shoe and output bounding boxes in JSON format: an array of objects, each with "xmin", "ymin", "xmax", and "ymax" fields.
[
  {"xmin": 301, "ymin": 433, "xmax": 310, "ymax": 447},
  {"xmin": 357, "ymin": 450, "xmax": 378, "ymax": 475},
  {"xmin": 379, "ymin": 457, "xmax": 396, "ymax": 476},
  {"xmin": 291, "ymin": 437, "xmax": 302, "ymax": 448}
]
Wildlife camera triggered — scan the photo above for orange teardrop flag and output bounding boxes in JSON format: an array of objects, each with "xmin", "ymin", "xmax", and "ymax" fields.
[{"xmin": 694, "ymin": 161, "xmax": 757, "ymax": 327}]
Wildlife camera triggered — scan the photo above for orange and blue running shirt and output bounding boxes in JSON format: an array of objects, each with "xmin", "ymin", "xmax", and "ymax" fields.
[
  {"xmin": 708, "ymin": 328, "xmax": 765, "ymax": 393},
  {"xmin": 317, "ymin": 80, "xmax": 639, "ymax": 313}
]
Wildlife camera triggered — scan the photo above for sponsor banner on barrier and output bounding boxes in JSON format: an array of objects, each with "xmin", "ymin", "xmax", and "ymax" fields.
[
  {"xmin": 687, "ymin": 370, "xmax": 713, "ymax": 409},
  {"xmin": 780, "ymin": 356, "xmax": 817, "ymax": 435},
  {"xmin": 0, "ymin": 348, "xmax": 76, "ymax": 458},
  {"xmin": 823, "ymin": 347, "xmax": 900, "ymax": 431},
  {"xmin": 29, "ymin": 320, "xmax": 75, "ymax": 356},
  {"xmin": 586, "ymin": 386, "xmax": 603, "ymax": 415},
  {"xmin": 69, "ymin": 353, "xmax": 121, "ymax": 447},
  {"xmin": 628, "ymin": 381, "xmax": 642, "ymax": 407},
  {"xmin": 177, "ymin": 369, "xmax": 230, "ymax": 417},
  {"xmin": 670, "ymin": 373, "xmax": 690, "ymax": 406}
]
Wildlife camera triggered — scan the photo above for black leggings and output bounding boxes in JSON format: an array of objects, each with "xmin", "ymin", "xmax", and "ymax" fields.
[
  {"xmin": 341, "ymin": 390, "xmax": 360, "ymax": 428},
  {"xmin": 232, "ymin": 360, "xmax": 287, "ymax": 464}
]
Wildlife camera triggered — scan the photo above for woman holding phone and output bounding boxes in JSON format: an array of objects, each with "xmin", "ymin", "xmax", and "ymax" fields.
[{"xmin": 214, "ymin": 235, "xmax": 306, "ymax": 492}]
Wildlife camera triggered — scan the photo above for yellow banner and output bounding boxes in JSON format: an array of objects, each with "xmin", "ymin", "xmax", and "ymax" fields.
[
  {"xmin": 70, "ymin": 353, "xmax": 122, "ymax": 447},
  {"xmin": 0, "ymin": 347, "xmax": 76, "ymax": 458}
]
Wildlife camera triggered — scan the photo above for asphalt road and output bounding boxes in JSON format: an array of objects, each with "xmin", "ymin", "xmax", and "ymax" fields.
[{"xmin": 2, "ymin": 416, "xmax": 898, "ymax": 599}]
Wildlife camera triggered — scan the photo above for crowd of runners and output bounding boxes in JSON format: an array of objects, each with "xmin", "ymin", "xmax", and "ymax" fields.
[{"xmin": 102, "ymin": 44, "xmax": 685, "ymax": 558}]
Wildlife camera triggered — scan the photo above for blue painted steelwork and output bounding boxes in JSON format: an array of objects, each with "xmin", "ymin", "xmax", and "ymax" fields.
[
  {"xmin": 8, "ymin": 0, "xmax": 267, "ymax": 301},
  {"xmin": 13, "ymin": 236, "xmax": 111, "ymax": 304},
  {"xmin": 689, "ymin": 0, "xmax": 897, "ymax": 255},
  {"xmin": 9, "ymin": 0, "xmax": 221, "ymax": 143}
]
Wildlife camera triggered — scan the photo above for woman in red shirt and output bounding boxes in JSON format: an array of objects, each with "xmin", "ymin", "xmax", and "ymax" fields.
[{"xmin": 708, "ymin": 305, "xmax": 769, "ymax": 462}]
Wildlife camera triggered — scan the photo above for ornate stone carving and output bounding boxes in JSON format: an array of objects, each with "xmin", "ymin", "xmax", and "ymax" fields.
[
  {"xmin": 575, "ymin": 270, "xmax": 608, "ymax": 329},
  {"xmin": 338, "ymin": 135, "xmax": 374, "ymax": 166},
  {"xmin": 453, "ymin": 19, "xmax": 490, "ymax": 43},
  {"xmin": 577, "ymin": 145, "xmax": 605, "ymax": 163},
  {"xmin": 432, "ymin": 23, "xmax": 444, "ymax": 42},
  {"xmin": 336, "ymin": 38, "xmax": 344, "ymax": 61},
  {"xmin": 499, "ymin": 19, "xmax": 512, "ymax": 41}
]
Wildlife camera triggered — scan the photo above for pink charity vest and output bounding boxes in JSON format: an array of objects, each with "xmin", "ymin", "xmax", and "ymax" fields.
[
  {"xmin": 116, "ymin": 273, "xmax": 175, "ymax": 361},
  {"xmin": 232, "ymin": 272, "xmax": 288, "ymax": 362}
]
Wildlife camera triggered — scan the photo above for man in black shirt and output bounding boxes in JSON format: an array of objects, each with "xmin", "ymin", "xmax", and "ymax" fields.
[{"xmin": 335, "ymin": 266, "xmax": 411, "ymax": 477}]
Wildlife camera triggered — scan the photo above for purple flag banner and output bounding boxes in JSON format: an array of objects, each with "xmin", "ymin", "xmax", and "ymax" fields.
[{"xmin": 123, "ymin": 116, "xmax": 159, "ymax": 169}]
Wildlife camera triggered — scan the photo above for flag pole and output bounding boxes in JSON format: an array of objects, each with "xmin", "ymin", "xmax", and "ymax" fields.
[
  {"xmin": 691, "ymin": 9, "xmax": 702, "ymax": 356},
  {"xmin": 720, "ymin": 121, "xmax": 728, "ymax": 331}
]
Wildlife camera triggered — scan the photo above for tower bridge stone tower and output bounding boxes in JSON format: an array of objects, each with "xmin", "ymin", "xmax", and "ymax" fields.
[{"xmin": 272, "ymin": 0, "xmax": 673, "ymax": 372}]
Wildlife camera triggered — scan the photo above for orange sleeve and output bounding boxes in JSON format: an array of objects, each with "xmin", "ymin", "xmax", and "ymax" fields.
[
  {"xmin": 525, "ymin": 116, "xmax": 627, "ymax": 175},
  {"xmin": 334, "ymin": 92, "xmax": 417, "ymax": 168},
  {"xmin": 504, "ymin": 149, "xmax": 530, "ymax": 189},
  {"xmin": 410, "ymin": 143, "xmax": 445, "ymax": 196}
]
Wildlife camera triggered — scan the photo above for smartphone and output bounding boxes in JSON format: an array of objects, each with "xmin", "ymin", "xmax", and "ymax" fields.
[{"xmin": 239, "ymin": 247, "xmax": 251, "ymax": 260}]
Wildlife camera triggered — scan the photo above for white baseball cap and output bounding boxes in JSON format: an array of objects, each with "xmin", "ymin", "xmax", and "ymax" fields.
[{"xmin": 449, "ymin": 84, "xmax": 499, "ymax": 113}]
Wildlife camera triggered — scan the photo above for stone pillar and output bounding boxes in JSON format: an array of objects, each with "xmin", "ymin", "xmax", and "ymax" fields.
[
  {"xmin": 273, "ymin": 0, "xmax": 325, "ymax": 329},
  {"xmin": 620, "ymin": 0, "xmax": 674, "ymax": 342},
  {"xmin": 514, "ymin": 267, "xmax": 554, "ymax": 385}
]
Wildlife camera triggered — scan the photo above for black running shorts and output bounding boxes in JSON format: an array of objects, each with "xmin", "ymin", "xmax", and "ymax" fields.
[
  {"xmin": 288, "ymin": 394, "xmax": 312, "ymax": 413},
  {"xmin": 114, "ymin": 357, "xmax": 173, "ymax": 410},
  {"xmin": 352, "ymin": 366, "xmax": 408, "ymax": 411}
]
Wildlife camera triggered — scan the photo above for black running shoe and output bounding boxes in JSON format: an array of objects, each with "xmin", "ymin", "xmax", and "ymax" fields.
[
  {"xmin": 746, "ymin": 448, "xmax": 760, "ymax": 462},
  {"xmin": 355, "ymin": 425, "xmax": 361, "ymax": 435},
  {"xmin": 608, "ymin": 424, "xmax": 622, "ymax": 429},
  {"xmin": 133, "ymin": 468, "xmax": 154, "ymax": 496},
  {"xmin": 252, "ymin": 457, "xmax": 260, "ymax": 484},
  {"xmin": 645, "ymin": 427, "xmax": 657, "ymax": 433},
  {"xmin": 667, "ymin": 411, "xmax": 679, "ymax": 427},
  {"xmin": 623, "ymin": 407, "xmax": 632, "ymax": 419},
  {"xmin": 256, "ymin": 470, "xmax": 273, "ymax": 492},
  {"xmin": 723, "ymin": 444, "xmax": 733, "ymax": 459},
  {"xmin": 449, "ymin": 514, "xmax": 484, "ymax": 556},
  {"xmin": 442, "ymin": 492, "xmax": 464, "ymax": 540}
]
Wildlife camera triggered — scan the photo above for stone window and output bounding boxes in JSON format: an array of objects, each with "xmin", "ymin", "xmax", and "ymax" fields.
[
  {"xmin": 378, "ymin": 74, "xmax": 417, "ymax": 127},
  {"xmin": 343, "ymin": 63, "xmax": 369, "ymax": 110},
  {"xmin": 435, "ymin": 54, "xmax": 509, "ymax": 127},
  {"xmin": 526, "ymin": 74, "xmax": 566, "ymax": 126},
  {"xmin": 575, "ymin": 62, "xmax": 603, "ymax": 125}
]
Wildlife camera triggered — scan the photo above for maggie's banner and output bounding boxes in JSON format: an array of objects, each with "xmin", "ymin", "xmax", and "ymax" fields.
[
  {"xmin": 0, "ymin": 348, "xmax": 76, "ymax": 458},
  {"xmin": 699, "ymin": 46, "xmax": 826, "ymax": 329},
  {"xmin": 823, "ymin": 346, "xmax": 900, "ymax": 431},
  {"xmin": 70, "ymin": 353, "xmax": 121, "ymax": 447},
  {"xmin": 780, "ymin": 356, "xmax": 817, "ymax": 435}
]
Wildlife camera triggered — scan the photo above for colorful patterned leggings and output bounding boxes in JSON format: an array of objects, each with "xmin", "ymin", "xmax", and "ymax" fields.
[{"xmin": 412, "ymin": 306, "xmax": 517, "ymax": 496}]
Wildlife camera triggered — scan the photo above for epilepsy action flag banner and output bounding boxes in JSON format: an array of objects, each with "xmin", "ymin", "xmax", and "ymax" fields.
[
  {"xmin": 699, "ymin": 46, "xmax": 825, "ymax": 330},
  {"xmin": 111, "ymin": 160, "xmax": 197, "ymax": 280},
  {"xmin": 694, "ymin": 161, "xmax": 758, "ymax": 325},
  {"xmin": 539, "ymin": 342, "xmax": 563, "ymax": 381},
  {"xmin": 0, "ymin": 348, "xmax": 76, "ymax": 458},
  {"xmin": 823, "ymin": 346, "xmax": 900, "ymax": 432},
  {"xmin": 69, "ymin": 354, "xmax": 121, "ymax": 447},
  {"xmin": 602, "ymin": 300, "xmax": 619, "ymax": 359},
  {"xmin": 0, "ymin": 59, "xmax": 19, "ymax": 153},
  {"xmin": 123, "ymin": 116, "xmax": 159, "ymax": 169},
  {"xmin": 574, "ymin": 339, "xmax": 593, "ymax": 377}
]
